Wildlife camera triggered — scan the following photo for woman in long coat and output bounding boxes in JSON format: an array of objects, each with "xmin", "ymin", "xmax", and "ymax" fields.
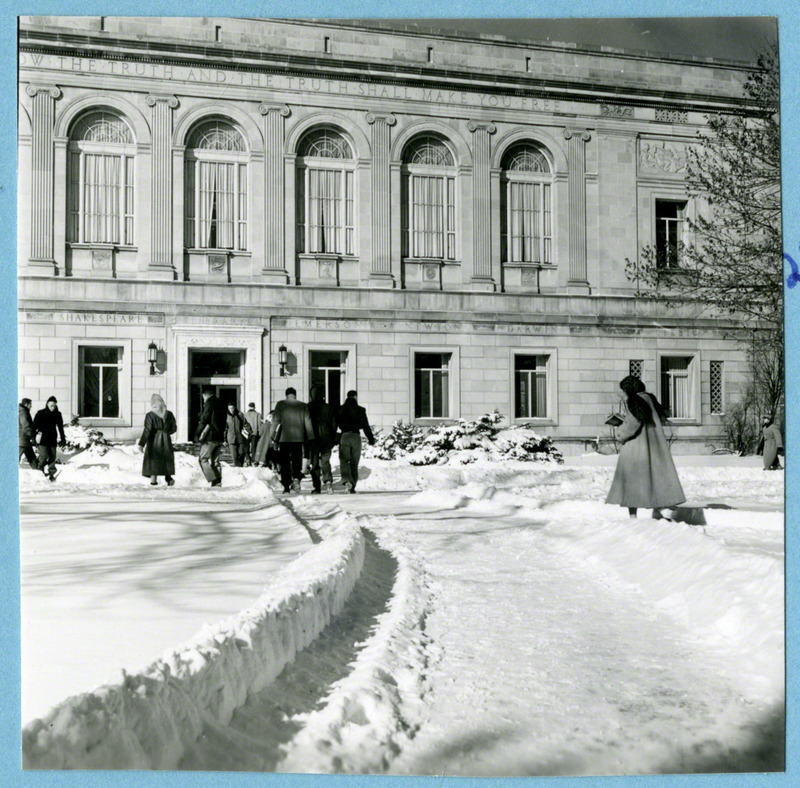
[
  {"xmin": 759, "ymin": 415, "xmax": 783, "ymax": 470},
  {"xmin": 606, "ymin": 375, "xmax": 685, "ymax": 519},
  {"xmin": 139, "ymin": 393, "xmax": 177, "ymax": 485}
]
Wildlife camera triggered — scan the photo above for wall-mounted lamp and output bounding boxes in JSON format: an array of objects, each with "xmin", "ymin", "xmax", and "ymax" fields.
[
  {"xmin": 278, "ymin": 344, "xmax": 288, "ymax": 377},
  {"xmin": 148, "ymin": 342, "xmax": 159, "ymax": 376}
]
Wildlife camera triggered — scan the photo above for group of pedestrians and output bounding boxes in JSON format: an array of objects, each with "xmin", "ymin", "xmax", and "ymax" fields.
[
  {"xmin": 266, "ymin": 386, "xmax": 375, "ymax": 494},
  {"xmin": 18, "ymin": 396, "xmax": 67, "ymax": 481}
]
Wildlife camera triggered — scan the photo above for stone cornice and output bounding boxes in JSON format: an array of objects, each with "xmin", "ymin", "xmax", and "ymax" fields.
[{"xmin": 18, "ymin": 32, "xmax": 757, "ymax": 115}]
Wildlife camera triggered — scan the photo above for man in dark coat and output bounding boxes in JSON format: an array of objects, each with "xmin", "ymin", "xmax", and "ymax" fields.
[
  {"xmin": 307, "ymin": 385, "xmax": 338, "ymax": 494},
  {"xmin": 195, "ymin": 387, "xmax": 227, "ymax": 487},
  {"xmin": 19, "ymin": 398, "xmax": 39, "ymax": 469},
  {"xmin": 337, "ymin": 390, "xmax": 375, "ymax": 494},
  {"xmin": 270, "ymin": 387, "xmax": 314, "ymax": 493},
  {"xmin": 32, "ymin": 395, "xmax": 67, "ymax": 481}
]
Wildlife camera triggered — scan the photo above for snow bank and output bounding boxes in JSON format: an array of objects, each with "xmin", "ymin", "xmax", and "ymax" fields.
[
  {"xmin": 22, "ymin": 509, "xmax": 366, "ymax": 770},
  {"xmin": 279, "ymin": 508, "xmax": 437, "ymax": 774}
]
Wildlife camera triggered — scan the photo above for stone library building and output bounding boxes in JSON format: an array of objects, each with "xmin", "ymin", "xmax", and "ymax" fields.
[{"xmin": 18, "ymin": 16, "xmax": 754, "ymax": 450}]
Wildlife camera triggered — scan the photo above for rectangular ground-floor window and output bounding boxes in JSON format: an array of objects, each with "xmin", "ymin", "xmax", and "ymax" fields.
[
  {"xmin": 659, "ymin": 354, "xmax": 698, "ymax": 420},
  {"xmin": 629, "ymin": 359, "xmax": 644, "ymax": 380},
  {"xmin": 414, "ymin": 352, "xmax": 451, "ymax": 418},
  {"xmin": 515, "ymin": 355, "xmax": 548, "ymax": 418},
  {"xmin": 310, "ymin": 349, "xmax": 347, "ymax": 410},
  {"xmin": 78, "ymin": 345, "xmax": 122, "ymax": 418}
]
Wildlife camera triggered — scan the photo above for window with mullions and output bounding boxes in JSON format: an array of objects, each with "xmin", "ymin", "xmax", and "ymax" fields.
[
  {"xmin": 184, "ymin": 119, "xmax": 248, "ymax": 251},
  {"xmin": 515, "ymin": 355, "xmax": 549, "ymax": 418},
  {"xmin": 67, "ymin": 110, "xmax": 136, "ymax": 246},
  {"xmin": 310, "ymin": 350, "xmax": 347, "ymax": 410},
  {"xmin": 414, "ymin": 352, "xmax": 451, "ymax": 418},
  {"xmin": 655, "ymin": 199, "xmax": 687, "ymax": 269},
  {"xmin": 660, "ymin": 355, "xmax": 695, "ymax": 419},
  {"xmin": 500, "ymin": 143, "xmax": 553, "ymax": 264},
  {"xmin": 78, "ymin": 346, "xmax": 122, "ymax": 418},
  {"xmin": 296, "ymin": 129, "xmax": 355, "ymax": 256},
  {"xmin": 401, "ymin": 135, "xmax": 457, "ymax": 261}
]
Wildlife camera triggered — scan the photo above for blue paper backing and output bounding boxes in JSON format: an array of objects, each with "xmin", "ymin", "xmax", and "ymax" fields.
[{"xmin": 2, "ymin": 1, "xmax": 796, "ymax": 787}]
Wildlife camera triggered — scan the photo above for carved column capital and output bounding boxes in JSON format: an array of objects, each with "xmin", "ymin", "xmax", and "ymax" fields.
[
  {"xmin": 25, "ymin": 84, "xmax": 61, "ymax": 100},
  {"xmin": 146, "ymin": 94, "xmax": 179, "ymax": 109},
  {"xmin": 365, "ymin": 112, "xmax": 397, "ymax": 126},
  {"xmin": 467, "ymin": 120, "xmax": 496, "ymax": 134},
  {"xmin": 259, "ymin": 103, "xmax": 291, "ymax": 117},
  {"xmin": 563, "ymin": 128, "xmax": 591, "ymax": 142}
]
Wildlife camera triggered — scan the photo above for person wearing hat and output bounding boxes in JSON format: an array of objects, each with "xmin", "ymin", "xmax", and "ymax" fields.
[
  {"xmin": 32, "ymin": 396, "xmax": 67, "ymax": 481},
  {"xmin": 19, "ymin": 398, "xmax": 39, "ymax": 470}
]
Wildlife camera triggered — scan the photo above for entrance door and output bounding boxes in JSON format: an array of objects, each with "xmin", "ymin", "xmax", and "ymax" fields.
[{"xmin": 188, "ymin": 349, "xmax": 244, "ymax": 433}]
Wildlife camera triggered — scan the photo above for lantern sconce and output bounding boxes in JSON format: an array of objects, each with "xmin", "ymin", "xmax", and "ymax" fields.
[
  {"xmin": 147, "ymin": 342, "xmax": 159, "ymax": 376},
  {"xmin": 278, "ymin": 344, "xmax": 288, "ymax": 377}
]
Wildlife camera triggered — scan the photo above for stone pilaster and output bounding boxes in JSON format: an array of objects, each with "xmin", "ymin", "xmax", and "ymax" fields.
[
  {"xmin": 146, "ymin": 94, "xmax": 179, "ymax": 279},
  {"xmin": 366, "ymin": 112, "xmax": 397, "ymax": 288},
  {"xmin": 468, "ymin": 120, "xmax": 497, "ymax": 291},
  {"xmin": 563, "ymin": 127, "xmax": 592, "ymax": 289},
  {"xmin": 259, "ymin": 103, "xmax": 291, "ymax": 284},
  {"xmin": 26, "ymin": 84, "xmax": 61, "ymax": 274}
]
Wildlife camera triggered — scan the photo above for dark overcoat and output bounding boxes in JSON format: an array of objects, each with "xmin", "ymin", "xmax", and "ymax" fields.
[
  {"xmin": 139, "ymin": 410, "xmax": 177, "ymax": 476},
  {"xmin": 606, "ymin": 392, "xmax": 686, "ymax": 509},
  {"xmin": 19, "ymin": 405, "xmax": 35, "ymax": 448},
  {"xmin": 33, "ymin": 407, "xmax": 66, "ymax": 447},
  {"xmin": 270, "ymin": 399, "xmax": 315, "ymax": 444}
]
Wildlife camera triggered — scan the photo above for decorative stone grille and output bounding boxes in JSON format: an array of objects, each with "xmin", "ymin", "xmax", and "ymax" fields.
[{"xmin": 710, "ymin": 360, "xmax": 724, "ymax": 414}]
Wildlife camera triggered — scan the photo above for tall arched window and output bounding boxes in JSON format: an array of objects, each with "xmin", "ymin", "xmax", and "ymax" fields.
[
  {"xmin": 67, "ymin": 110, "xmax": 136, "ymax": 245},
  {"xmin": 184, "ymin": 118, "xmax": 248, "ymax": 251},
  {"xmin": 500, "ymin": 142, "xmax": 553, "ymax": 264},
  {"xmin": 296, "ymin": 128, "xmax": 356, "ymax": 255},
  {"xmin": 401, "ymin": 134, "xmax": 457, "ymax": 261}
]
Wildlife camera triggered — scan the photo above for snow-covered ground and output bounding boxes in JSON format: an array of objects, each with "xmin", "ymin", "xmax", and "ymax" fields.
[{"xmin": 19, "ymin": 448, "xmax": 784, "ymax": 775}]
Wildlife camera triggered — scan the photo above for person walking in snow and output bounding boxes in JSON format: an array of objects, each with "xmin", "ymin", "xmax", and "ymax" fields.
[
  {"xmin": 337, "ymin": 390, "xmax": 375, "ymax": 494},
  {"xmin": 32, "ymin": 396, "xmax": 66, "ymax": 481},
  {"xmin": 138, "ymin": 394, "xmax": 177, "ymax": 486},
  {"xmin": 195, "ymin": 387, "xmax": 227, "ymax": 487},
  {"xmin": 242, "ymin": 402, "xmax": 263, "ymax": 466},
  {"xmin": 605, "ymin": 375, "xmax": 685, "ymax": 520},
  {"xmin": 19, "ymin": 398, "xmax": 39, "ymax": 470},
  {"xmin": 270, "ymin": 387, "xmax": 314, "ymax": 493},
  {"xmin": 225, "ymin": 402, "xmax": 248, "ymax": 468},
  {"xmin": 307, "ymin": 384, "xmax": 338, "ymax": 494},
  {"xmin": 758, "ymin": 415, "xmax": 783, "ymax": 471}
]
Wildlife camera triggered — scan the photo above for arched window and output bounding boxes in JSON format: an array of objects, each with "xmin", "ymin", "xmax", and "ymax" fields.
[
  {"xmin": 67, "ymin": 110, "xmax": 136, "ymax": 245},
  {"xmin": 296, "ymin": 128, "xmax": 356, "ymax": 255},
  {"xmin": 500, "ymin": 142, "xmax": 553, "ymax": 264},
  {"xmin": 184, "ymin": 118, "xmax": 248, "ymax": 251},
  {"xmin": 401, "ymin": 134, "xmax": 457, "ymax": 261}
]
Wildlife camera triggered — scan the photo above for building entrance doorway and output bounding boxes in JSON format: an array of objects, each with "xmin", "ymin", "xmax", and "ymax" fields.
[{"xmin": 188, "ymin": 349, "xmax": 244, "ymax": 433}]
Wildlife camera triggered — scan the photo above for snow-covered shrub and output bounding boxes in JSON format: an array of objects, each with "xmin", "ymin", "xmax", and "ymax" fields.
[
  {"xmin": 493, "ymin": 427, "xmax": 564, "ymax": 464},
  {"xmin": 406, "ymin": 445, "xmax": 443, "ymax": 466},
  {"xmin": 65, "ymin": 417, "xmax": 112, "ymax": 456},
  {"xmin": 368, "ymin": 420, "xmax": 427, "ymax": 460}
]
